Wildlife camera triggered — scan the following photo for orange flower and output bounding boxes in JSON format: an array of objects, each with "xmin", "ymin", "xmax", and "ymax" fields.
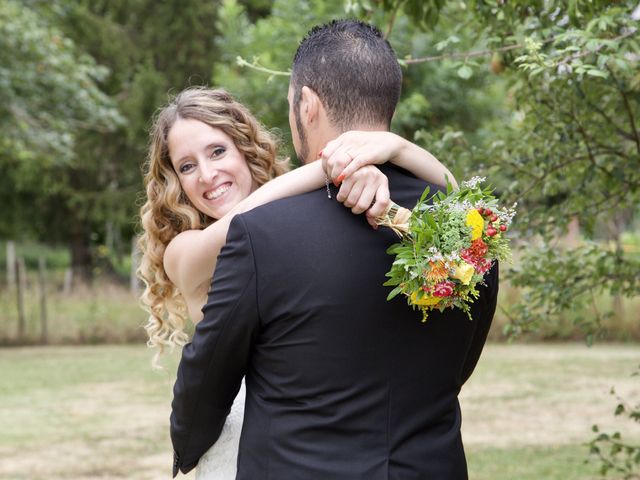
[{"xmin": 426, "ymin": 260, "xmax": 448, "ymax": 282}]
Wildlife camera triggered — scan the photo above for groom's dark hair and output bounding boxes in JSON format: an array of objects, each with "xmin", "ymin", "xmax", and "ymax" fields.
[{"xmin": 291, "ymin": 19, "xmax": 402, "ymax": 131}]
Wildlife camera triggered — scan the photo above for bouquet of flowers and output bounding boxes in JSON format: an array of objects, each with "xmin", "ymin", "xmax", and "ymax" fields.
[{"xmin": 378, "ymin": 177, "xmax": 515, "ymax": 322}]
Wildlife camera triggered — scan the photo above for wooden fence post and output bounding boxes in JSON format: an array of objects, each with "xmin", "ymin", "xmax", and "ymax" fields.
[
  {"xmin": 130, "ymin": 236, "xmax": 141, "ymax": 295},
  {"xmin": 38, "ymin": 257, "xmax": 48, "ymax": 344},
  {"xmin": 16, "ymin": 257, "xmax": 26, "ymax": 341},
  {"xmin": 63, "ymin": 268, "xmax": 73, "ymax": 295},
  {"xmin": 6, "ymin": 241, "xmax": 16, "ymax": 290}
]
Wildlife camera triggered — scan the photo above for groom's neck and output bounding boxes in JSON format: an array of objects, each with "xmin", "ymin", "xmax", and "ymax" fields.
[{"xmin": 308, "ymin": 122, "xmax": 390, "ymax": 163}]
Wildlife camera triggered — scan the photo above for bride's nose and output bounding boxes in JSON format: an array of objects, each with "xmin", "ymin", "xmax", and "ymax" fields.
[{"xmin": 198, "ymin": 161, "xmax": 218, "ymax": 184}]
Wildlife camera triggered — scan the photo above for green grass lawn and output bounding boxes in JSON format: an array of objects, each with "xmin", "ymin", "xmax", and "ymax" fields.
[
  {"xmin": 0, "ymin": 343, "xmax": 638, "ymax": 479},
  {"xmin": 462, "ymin": 344, "xmax": 640, "ymax": 480}
]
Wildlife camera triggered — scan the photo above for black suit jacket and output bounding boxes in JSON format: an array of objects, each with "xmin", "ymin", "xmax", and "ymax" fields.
[{"xmin": 171, "ymin": 164, "xmax": 498, "ymax": 479}]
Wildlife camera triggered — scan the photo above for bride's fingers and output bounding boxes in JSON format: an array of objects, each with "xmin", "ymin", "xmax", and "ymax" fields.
[
  {"xmin": 350, "ymin": 183, "xmax": 377, "ymax": 214},
  {"xmin": 367, "ymin": 182, "xmax": 390, "ymax": 219},
  {"xmin": 335, "ymin": 175, "xmax": 353, "ymax": 203},
  {"xmin": 321, "ymin": 137, "xmax": 342, "ymax": 161},
  {"xmin": 328, "ymin": 149, "xmax": 355, "ymax": 183},
  {"xmin": 336, "ymin": 151, "xmax": 374, "ymax": 183},
  {"xmin": 339, "ymin": 166, "xmax": 389, "ymax": 214},
  {"xmin": 321, "ymin": 138, "xmax": 343, "ymax": 175},
  {"xmin": 337, "ymin": 174, "xmax": 365, "ymax": 208}
]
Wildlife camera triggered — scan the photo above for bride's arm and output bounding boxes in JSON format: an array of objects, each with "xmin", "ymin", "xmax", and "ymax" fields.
[
  {"xmin": 322, "ymin": 131, "xmax": 458, "ymax": 190},
  {"xmin": 164, "ymin": 160, "xmax": 388, "ymax": 307}
]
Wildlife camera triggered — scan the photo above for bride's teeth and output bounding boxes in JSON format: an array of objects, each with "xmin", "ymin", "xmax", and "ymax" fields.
[{"xmin": 205, "ymin": 183, "xmax": 230, "ymax": 200}]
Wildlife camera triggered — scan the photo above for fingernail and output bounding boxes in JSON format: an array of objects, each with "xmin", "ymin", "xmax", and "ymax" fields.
[
  {"xmin": 318, "ymin": 150, "xmax": 323, "ymax": 158},
  {"xmin": 336, "ymin": 174, "xmax": 345, "ymax": 184},
  {"xmin": 333, "ymin": 178, "xmax": 340, "ymax": 187}
]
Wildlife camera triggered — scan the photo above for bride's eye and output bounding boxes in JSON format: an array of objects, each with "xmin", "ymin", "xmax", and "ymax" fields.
[
  {"xmin": 210, "ymin": 147, "xmax": 226, "ymax": 159},
  {"xmin": 179, "ymin": 162, "xmax": 195, "ymax": 174}
]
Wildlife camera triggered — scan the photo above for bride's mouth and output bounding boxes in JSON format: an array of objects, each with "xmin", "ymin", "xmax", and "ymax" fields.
[{"xmin": 204, "ymin": 183, "xmax": 231, "ymax": 200}]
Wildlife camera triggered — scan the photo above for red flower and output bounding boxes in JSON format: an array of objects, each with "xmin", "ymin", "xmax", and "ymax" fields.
[
  {"xmin": 460, "ymin": 238, "xmax": 491, "ymax": 274},
  {"xmin": 433, "ymin": 280, "xmax": 455, "ymax": 297},
  {"xmin": 475, "ymin": 258, "xmax": 493, "ymax": 274},
  {"xmin": 460, "ymin": 250, "xmax": 475, "ymax": 264},
  {"xmin": 468, "ymin": 238, "xmax": 489, "ymax": 257}
]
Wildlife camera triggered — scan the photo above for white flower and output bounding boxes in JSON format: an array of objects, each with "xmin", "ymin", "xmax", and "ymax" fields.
[{"xmin": 461, "ymin": 176, "xmax": 486, "ymax": 189}]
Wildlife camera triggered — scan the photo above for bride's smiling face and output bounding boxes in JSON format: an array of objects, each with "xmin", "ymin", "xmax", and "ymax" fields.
[{"xmin": 168, "ymin": 118, "xmax": 257, "ymax": 220}]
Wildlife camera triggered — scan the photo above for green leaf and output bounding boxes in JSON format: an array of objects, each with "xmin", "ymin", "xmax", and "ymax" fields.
[
  {"xmin": 457, "ymin": 64, "xmax": 473, "ymax": 79},
  {"xmin": 386, "ymin": 286, "xmax": 403, "ymax": 301},
  {"xmin": 586, "ymin": 69, "xmax": 608, "ymax": 78}
]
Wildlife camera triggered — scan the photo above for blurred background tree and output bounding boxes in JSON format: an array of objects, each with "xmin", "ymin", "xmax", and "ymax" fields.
[
  {"xmin": 0, "ymin": 0, "xmax": 122, "ymax": 273},
  {"xmin": 1, "ymin": 0, "xmax": 220, "ymax": 283},
  {"xmin": 1, "ymin": 0, "xmax": 637, "ymax": 336}
]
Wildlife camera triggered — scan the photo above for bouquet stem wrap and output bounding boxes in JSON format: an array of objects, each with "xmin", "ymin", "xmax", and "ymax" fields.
[{"xmin": 376, "ymin": 202, "xmax": 412, "ymax": 237}]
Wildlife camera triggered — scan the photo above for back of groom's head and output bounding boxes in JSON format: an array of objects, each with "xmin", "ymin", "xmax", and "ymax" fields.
[{"xmin": 291, "ymin": 19, "xmax": 402, "ymax": 131}]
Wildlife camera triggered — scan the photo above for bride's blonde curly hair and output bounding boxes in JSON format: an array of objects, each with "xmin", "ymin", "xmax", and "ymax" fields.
[{"xmin": 138, "ymin": 87, "xmax": 289, "ymax": 365}]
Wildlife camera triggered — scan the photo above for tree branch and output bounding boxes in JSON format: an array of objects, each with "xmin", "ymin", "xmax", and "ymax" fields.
[
  {"xmin": 384, "ymin": 0, "xmax": 405, "ymax": 40},
  {"xmin": 575, "ymin": 84, "xmax": 636, "ymax": 142},
  {"xmin": 404, "ymin": 35, "xmax": 557, "ymax": 65},
  {"xmin": 607, "ymin": 66, "xmax": 640, "ymax": 155},
  {"xmin": 516, "ymin": 155, "xmax": 584, "ymax": 198},
  {"xmin": 235, "ymin": 56, "xmax": 291, "ymax": 76}
]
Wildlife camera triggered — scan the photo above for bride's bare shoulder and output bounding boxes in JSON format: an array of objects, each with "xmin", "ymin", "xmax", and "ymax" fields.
[{"xmin": 163, "ymin": 230, "xmax": 195, "ymax": 287}]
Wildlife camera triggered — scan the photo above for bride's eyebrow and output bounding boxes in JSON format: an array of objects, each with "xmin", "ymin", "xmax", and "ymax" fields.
[
  {"xmin": 207, "ymin": 141, "xmax": 229, "ymax": 149},
  {"xmin": 205, "ymin": 142, "xmax": 230, "ymax": 155}
]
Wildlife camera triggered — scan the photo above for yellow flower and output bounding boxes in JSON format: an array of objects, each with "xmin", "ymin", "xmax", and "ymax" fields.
[
  {"xmin": 452, "ymin": 261, "xmax": 475, "ymax": 285},
  {"xmin": 466, "ymin": 209, "xmax": 484, "ymax": 240},
  {"xmin": 410, "ymin": 291, "xmax": 441, "ymax": 306}
]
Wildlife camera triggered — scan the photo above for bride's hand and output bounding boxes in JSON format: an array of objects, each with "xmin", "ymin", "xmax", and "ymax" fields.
[
  {"xmin": 321, "ymin": 131, "xmax": 403, "ymax": 184},
  {"xmin": 335, "ymin": 164, "xmax": 390, "ymax": 229}
]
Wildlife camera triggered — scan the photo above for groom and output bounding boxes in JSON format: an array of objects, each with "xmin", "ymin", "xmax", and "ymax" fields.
[{"xmin": 171, "ymin": 20, "xmax": 498, "ymax": 479}]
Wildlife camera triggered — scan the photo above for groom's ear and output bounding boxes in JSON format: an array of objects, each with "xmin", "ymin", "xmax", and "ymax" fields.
[{"xmin": 300, "ymin": 86, "xmax": 322, "ymax": 127}]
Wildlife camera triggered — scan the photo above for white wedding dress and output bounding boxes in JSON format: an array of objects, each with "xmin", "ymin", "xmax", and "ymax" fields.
[{"xmin": 195, "ymin": 382, "xmax": 245, "ymax": 480}]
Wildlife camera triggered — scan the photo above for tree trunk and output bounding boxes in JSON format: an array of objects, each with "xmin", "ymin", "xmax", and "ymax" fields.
[{"xmin": 70, "ymin": 222, "xmax": 93, "ymax": 287}]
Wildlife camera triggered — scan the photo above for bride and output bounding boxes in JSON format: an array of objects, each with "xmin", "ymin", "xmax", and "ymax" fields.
[{"xmin": 138, "ymin": 86, "xmax": 457, "ymax": 479}]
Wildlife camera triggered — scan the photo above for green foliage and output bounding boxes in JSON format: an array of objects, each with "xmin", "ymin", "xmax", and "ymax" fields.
[
  {"xmin": 346, "ymin": 0, "xmax": 446, "ymax": 29},
  {"xmin": 0, "ymin": 0, "xmax": 123, "ymax": 240},
  {"xmin": 0, "ymin": 0, "xmax": 121, "ymax": 164},
  {"xmin": 505, "ymin": 244, "xmax": 640, "ymax": 343},
  {"xmin": 1, "ymin": 0, "xmax": 222, "ymax": 279},
  {"xmin": 588, "ymin": 366, "xmax": 640, "ymax": 478},
  {"xmin": 475, "ymin": 4, "xmax": 639, "ymax": 336}
]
